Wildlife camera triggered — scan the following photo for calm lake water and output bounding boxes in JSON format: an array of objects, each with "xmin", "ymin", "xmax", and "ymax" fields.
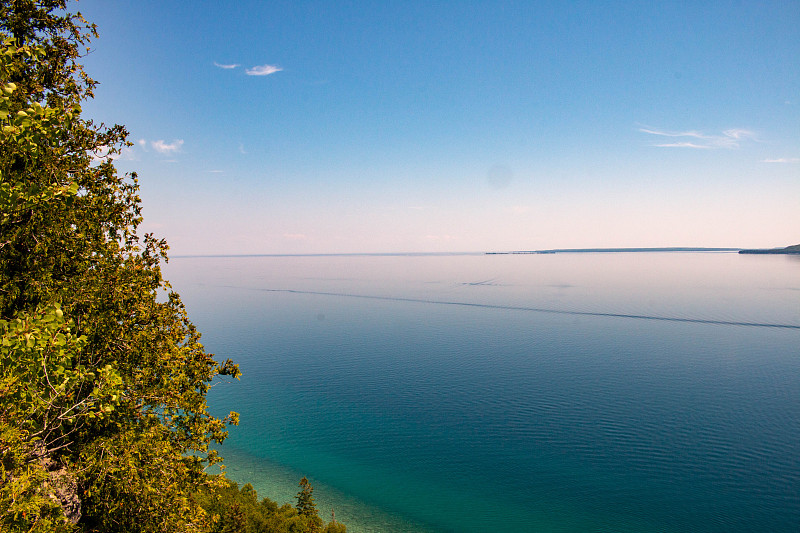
[{"xmin": 164, "ymin": 252, "xmax": 800, "ymax": 532}]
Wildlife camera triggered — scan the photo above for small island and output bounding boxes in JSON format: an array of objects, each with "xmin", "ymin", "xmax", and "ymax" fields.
[{"xmin": 739, "ymin": 244, "xmax": 800, "ymax": 254}]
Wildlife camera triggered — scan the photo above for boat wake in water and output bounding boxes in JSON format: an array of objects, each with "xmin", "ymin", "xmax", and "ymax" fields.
[{"xmin": 219, "ymin": 285, "xmax": 800, "ymax": 330}]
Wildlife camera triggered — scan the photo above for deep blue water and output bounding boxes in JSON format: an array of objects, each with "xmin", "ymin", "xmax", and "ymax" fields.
[{"xmin": 165, "ymin": 252, "xmax": 800, "ymax": 532}]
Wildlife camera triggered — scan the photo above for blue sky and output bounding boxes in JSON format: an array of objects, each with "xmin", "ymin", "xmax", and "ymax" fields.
[{"xmin": 78, "ymin": 0, "xmax": 799, "ymax": 254}]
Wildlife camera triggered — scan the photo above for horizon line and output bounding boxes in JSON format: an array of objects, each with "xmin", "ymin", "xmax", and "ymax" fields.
[{"xmin": 170, "ymin": 247, "xmax": 745, "ymax": 259}]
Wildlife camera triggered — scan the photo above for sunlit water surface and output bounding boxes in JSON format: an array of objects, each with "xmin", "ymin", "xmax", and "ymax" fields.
[{"xmin": 164, "ymin": 252, "xmax": 800, "ymax": 532}]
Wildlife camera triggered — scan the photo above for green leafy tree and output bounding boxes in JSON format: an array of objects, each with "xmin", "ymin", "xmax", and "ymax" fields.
[
  {"xmin": 196, "ymin": 477, "xmax": 345, "ymax": 533},
  {"xmin": 324, "ymin": 521, "xmax": 347, "ymax": 533},
  {"xmin": 323, "ymin": 509, "xmax": 346, "ymax": 533},
  {"xmin": 0, "ymin": 1, "xmax": 239, "ymax": 531},
  {"xmin": 0, "ymin": 303, "xmax": 121, "ymax": 531}
]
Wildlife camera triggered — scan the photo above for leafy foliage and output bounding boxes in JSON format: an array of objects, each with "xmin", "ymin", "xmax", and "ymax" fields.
[
  {"xmin": 0, "ymin": 3, "xmax": 347, "ymax": 531},
  {"xmin": 196, "ymin": 477, "xmax": 345, "ymax": 533},
  {"xmin": 1, "ymin": 1, "xmax": 241, "ymax": 531}
]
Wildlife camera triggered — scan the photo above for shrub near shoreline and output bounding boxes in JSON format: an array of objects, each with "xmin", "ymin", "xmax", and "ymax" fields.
[{"xmin": 196, "ymin": 476, "xmax": 347, "ymax": 533}]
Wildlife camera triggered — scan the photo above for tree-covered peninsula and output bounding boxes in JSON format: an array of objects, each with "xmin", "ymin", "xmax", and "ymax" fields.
[
  {"xmin": 738, "ymin": 244, "xmax": 800, "ymax": 254},
  {"xmin": 0, "ymin": 1, "xmax": 343, "ymax": 531}
]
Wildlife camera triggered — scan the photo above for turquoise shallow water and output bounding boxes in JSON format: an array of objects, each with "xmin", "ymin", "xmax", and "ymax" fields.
[{"xmin": 166, "ymin": 252, "xmax": 800, "ymax": 532}]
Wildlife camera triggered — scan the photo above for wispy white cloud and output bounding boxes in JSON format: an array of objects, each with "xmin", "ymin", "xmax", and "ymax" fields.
[
  {"xmin": 761, "ymin": 157, "xmax": 800, "ymax": 163},
  {"xmin": 640, "ymin": 127, "xmax": 757, "ymax": 149},
  {"xmin": 214, "ymin": 62, "xmax": 240, "ymax": 69},
  {"xmin": 206, "ymin": 170, "xmax": 225, "ymax": 173},
  {"xmin": 151, "ymin": 139, "xmax": 184, "ymax": 154},
  {"xmin": 93, "ymin": 139, "xmax": 187, "ymax": 162},
  {"xmin": 653, "ymin": 142, "xmax": 713, "ymax": 149},
  {"xmin": 246, "ymin": 64, "xmax": 282, "ymax": 76},
  {"xmin": 639, "ymin": 128, "xmax": 707, "ymax": 139},
  {"xmin": 722, "ymin": 128, "xmax": 755, "ymax": 140}
]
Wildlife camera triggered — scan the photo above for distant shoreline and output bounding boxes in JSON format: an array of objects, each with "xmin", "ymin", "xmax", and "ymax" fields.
[
  {"xmin": 169, "ymin": 246, "xmax": 800, "ymax": 258},
  {"xmin": 738, "ymin": 244, "xmax": 800, "ymax": 255},
  {"xmin": 487, "ymin": 247, "xmax": 740, "ymax": 255}
]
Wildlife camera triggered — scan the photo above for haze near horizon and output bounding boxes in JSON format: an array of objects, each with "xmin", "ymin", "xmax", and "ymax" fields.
[{"xmin": 79, "ymin": 0, "xmax": 799, "ymax": 255}]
